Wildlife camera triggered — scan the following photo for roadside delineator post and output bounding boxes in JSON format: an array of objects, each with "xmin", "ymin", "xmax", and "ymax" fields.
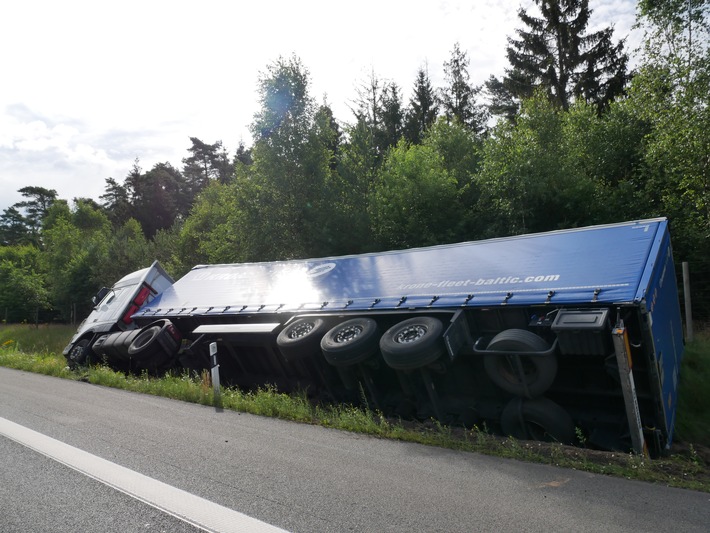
[{"xmin": 209, "ymin": 342, "xmax": 222, "ymax": 408}]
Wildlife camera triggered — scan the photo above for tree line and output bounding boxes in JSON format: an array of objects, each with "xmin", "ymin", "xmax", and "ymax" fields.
[{"xmin": 1, "ymin": 0, "xmax": 709, "ymax": 323}]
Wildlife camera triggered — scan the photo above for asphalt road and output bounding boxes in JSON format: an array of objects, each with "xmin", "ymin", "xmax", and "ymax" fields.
[{"xmin": 1, "ymin": 367, "xmax": 708, "ymax": 532}]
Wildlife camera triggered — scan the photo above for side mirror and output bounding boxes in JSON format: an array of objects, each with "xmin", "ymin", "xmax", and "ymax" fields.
[{"xmin": 92, "ymin": 287, "xmax": 111, "ymax": 307}]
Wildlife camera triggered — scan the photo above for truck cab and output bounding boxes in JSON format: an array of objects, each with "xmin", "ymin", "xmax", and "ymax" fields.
[{"xmin": 63, "ymin": 261, "xmax": 174, "ymax": 366}]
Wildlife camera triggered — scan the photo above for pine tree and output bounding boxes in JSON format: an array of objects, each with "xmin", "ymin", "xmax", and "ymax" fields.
[
  {"xmin": 182, "ymin": 137, "xmax": 233, "ymax": 202},
  {"xmin": 379, "ymin": 82, "xmax": 405, "ymax": 150},
  {"xmin": 491, "ymin": 0, "xmax": 628, "ymax": 116},
  {"xmin": 351, "ymin": 72, "xmax": 404, "ymax": 158},
  {"xmin": 440, "ymin": 43, "xmax": 487, "ymax": 133},
  {"xmin": 404, "ymin": 67, "xmax": 439, "ymax": 144}
]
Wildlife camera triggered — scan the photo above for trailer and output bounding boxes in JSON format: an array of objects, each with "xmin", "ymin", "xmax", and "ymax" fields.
[{"xmin": 64, "ymin": 218, "xmax": 685, "ymax": 457}]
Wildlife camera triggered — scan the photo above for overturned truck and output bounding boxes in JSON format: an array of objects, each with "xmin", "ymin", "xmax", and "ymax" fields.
[{"xmin": 65, "ymin": 218, "xmax": 685, "ymax": 457}]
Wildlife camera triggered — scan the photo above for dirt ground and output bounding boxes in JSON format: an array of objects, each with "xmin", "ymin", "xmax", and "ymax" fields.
[{"xmin": 499, "ymin": 437, "xmax": 710, "ymax": 490}]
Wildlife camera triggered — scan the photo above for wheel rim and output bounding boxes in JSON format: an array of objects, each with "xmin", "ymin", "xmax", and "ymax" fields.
[
  {"xmin": 289, "ymin": 321, "xmax": 315, "ymax": 339},
  {"xmin": 334, "ymin": 324, "xmax": 363, "ymax": 344},
  {"xmin": 395, "ymin": 324, "xmax": 427, "ymax": 344}
]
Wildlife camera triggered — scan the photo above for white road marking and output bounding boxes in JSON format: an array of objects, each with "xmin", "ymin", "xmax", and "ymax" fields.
[{"xmin": 0, "ymin": 416, "xmax": 288, "ymax": 533}]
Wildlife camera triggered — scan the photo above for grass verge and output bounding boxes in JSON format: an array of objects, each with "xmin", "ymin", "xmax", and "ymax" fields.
[{"xmin": 1, "ymin": 323, "xmax": 708, "ymax": 492}]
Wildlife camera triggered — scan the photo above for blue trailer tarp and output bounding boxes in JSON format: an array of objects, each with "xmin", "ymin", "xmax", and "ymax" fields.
[{"xmin": 138, "ymin": 218, "xmax": 671, "ymax": 316}]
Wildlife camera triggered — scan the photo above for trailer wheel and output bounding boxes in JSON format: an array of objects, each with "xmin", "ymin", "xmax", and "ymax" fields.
[
  {"xmin": 321, "ymin": 318, "xmax": 380, "ymax": 367},
  {"xmin": 277, "ymin": 317, "xmax": 331, "ymax": 361},
  {"xmin": 501, "ymin": 397, "xmax": 575, "ymax": 444},
  {"xmin": 483, "ymin": 329, "xmax": 557, "ymax": 397},
  {"xmin": 67, "ymin": 339, "xmax": 91, "ymax": 367},
  {"xmin": 380, "ymin": 317, "xmax": 444, "ymax": 370}
]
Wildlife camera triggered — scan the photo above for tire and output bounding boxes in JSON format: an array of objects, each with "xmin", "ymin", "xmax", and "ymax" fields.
[
  {"xmin": 127, "ymin": 320, "xmax": 180, "ymax": 364},
  {"xmin": 128, "ymin": 325, "xmax": 162, "ymax": 358},
  {"xmin": 321, "ymin": 318, "xmax": 380, "ymax": 367},
  {"xmin": 483, "ymin": 329, "xmax": 557, "ymax": 397},
  {"xmin": 67, "ymin": 339, "xmax": 91, "ymax": 367},
  {"xmin": 380, "ymin": 317, "xmax": 444, "ymax": 370},
  {"xmin": 277, "ymin": 317, "xmax": 331, "ymax": 361},
  {"xmin": 500, "ymin": 396, "xmax": 575, "ymax": 444}
]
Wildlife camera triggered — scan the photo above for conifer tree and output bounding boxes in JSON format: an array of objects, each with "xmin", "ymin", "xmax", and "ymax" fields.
[
  {"xmin": 488, "ymin": 0, "xmax": 628, "ymax": 116},
  {"xmin": 404, "ymin": 67, "xmax": 439, "ymax": 144},
  {"xmin": 440, "ymin": 43, "xmax": 487, "ymax": 133}
]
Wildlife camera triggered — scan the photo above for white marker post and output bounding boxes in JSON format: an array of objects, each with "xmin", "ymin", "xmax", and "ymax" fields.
[{"xmin": 209, "ymin": 342, "xmax": 222, "ymax": 408}]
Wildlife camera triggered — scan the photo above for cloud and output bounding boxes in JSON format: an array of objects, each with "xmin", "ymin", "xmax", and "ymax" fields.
[{"xmin": 0, "ymin": 104, "xmax": 165, "ymax": 207}]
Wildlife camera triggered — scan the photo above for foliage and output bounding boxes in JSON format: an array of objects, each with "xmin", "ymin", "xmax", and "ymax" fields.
[
  {"xmin": 0, "ymin": 186, "xmax": 57, "ymax": 246},
  {"xmin": 477, "ymin": 94, "xmax": 603, "ymax": 235},
  {"xmin": 0, "ymin": 245, "xmax": 50, "ymax": 323},
  {"xmin": 370, "ymin": 139, "xmax": 458, "ymax": 249},
  {"xmin": 182, "ymin": 137, "xmax": 234, "ymax": 203},
  {"xmin": 625, "ymin": 0, "xmax": 710, "ymax": 313},
  {"xmin": 176, "ymin": 181, "xmax": 244, "ymax": 266},
  {"xmin": 233, "ymin": 56, "xmax": 349, "ymax": 260}
]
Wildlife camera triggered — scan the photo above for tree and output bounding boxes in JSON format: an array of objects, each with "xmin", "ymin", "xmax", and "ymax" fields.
[
  {"xmin": 475, "ymin": 93, "xmax": 603, "ymax": 236},
  {"xmin": 235, "ymin": 55, "xmax": 345, "ymax": 260},
  {"xmin": 251, "ymin": 55, "xmax": 312, "ymax": 143},
  {"xmin": 0, "ymin": 206, "xmax": 29, "ymax": 246},
  {"xmin": 627, "ymin": 0, "xmax": 710, "ymax": 257},
  {"xmin": 100, "ymin": 176, "xmax": 133, "ymax": 227},
  {"xmin": 182, "ymin": 137, "xmax": 233, "ymax": 202},
  {"xmin": 440, "ymin": 43, "xmax": 487, "ymax": 133},
  {"xmin": 177, "ymin": 182, "xmax": 243, "ymax": 268},
  {"xmin": 126, "ymin": 162, "xmax": 188, "ymax": 239},
  {"xmin": 422, "ymin": 118, "xmax": 485, "ymax": 239},
  {"xmin": 0, "ymin": 186, "xmax": 58, "ymax": 246},
  {"xmin": 0, "ymin": 245, "xmax": 50, "ymax": 323},
  {"xmin": 369, "ymin": 139, "xmax": 458, "ymax": 249},
  {"xmin": 492, "ymin": 0, "xmax": 629, "ymax": 115},
  {"xmin": 484, "ymin": 74, "xmax": 524, "ymax": 123},
  {"xmin": 350, "ymin": 72, "xmax": 404, "ymax": 161},
  {"xmin": 234, "ymin": 140, "xmax": 253, "ymax": 167},
  {"xmin": 42, "ymin": 200, "xmax": 113, "ymax": 322},
  {"xmin": 404, "ymin": 66, "xmax": 440, "ymax": 144},
  {"xmin": 379, "ymin": 82, "xmax": 405, "ymax": 151}
]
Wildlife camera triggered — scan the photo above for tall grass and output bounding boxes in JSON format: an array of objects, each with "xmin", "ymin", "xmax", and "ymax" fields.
[
  {"xmin": 0, "ymin": 324, "xmax": 75, "ymax": 378},
  {"xmin": 0, "ymin": 323, "xmax": 76, "ymax": 355},
  {"xmin": 675, "ymin": 329, "xmax": 710, "ymax": 445}
]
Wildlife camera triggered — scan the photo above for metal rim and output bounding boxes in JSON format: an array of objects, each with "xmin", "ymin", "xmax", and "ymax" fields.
[
  {"xmin": 288, "ymin": 321, "xmax": 315, "ymax": 340},
  {"xmin": 334, "ymin": 324, "xmax": 364, "ymax": 344},
  {"xmin": 394, "ymin": 324, "xmax": 427, "ymax": 344}
]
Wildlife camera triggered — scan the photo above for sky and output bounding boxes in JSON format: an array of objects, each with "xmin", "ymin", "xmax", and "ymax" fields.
[{"xmin": 0, "ymin": 0, "xmax": 640, "ymax": 213}]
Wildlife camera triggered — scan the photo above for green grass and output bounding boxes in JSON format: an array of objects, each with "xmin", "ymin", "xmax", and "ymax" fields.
[
  {"xmin": 675, "ymin": 331, "xmax": 710, "ymax": 445},
  {"xmin": 0, "ymin": 323, "xmax": 74, "ymax": 355},
  {"xmin": 1, "ymin": 323, "xmax": 709, "ymax": 492}
]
